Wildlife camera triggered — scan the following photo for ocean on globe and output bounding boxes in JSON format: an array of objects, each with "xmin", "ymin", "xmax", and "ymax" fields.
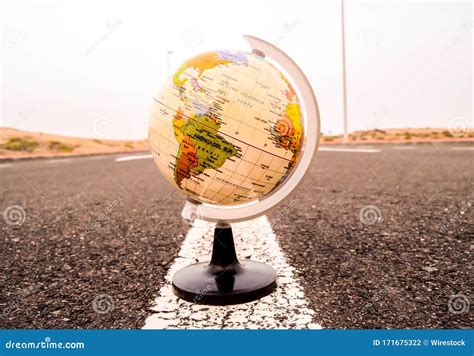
[{"xmin": 149, "ymin": 50, "xmax": 304, "ymax": 205}]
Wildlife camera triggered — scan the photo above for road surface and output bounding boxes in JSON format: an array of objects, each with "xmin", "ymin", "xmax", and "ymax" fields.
[{"xmin": 1, "ymin": 143, "xmax": 472, "ymax": 329}]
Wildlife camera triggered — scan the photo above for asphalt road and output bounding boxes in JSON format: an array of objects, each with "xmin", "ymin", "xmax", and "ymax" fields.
[{"xmin": 1, "ymin": 143, "xmax": 472, "ymax": 329}]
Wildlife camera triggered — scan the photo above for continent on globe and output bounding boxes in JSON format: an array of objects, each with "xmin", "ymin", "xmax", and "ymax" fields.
[
  {"xmin": 172, "ymin": 108, "xmax": 239, "ymax": 188},
  {"xmin": 271, "ymin": 102, "xmax": 303, "ymax": 168},
  {"xmin": 173, "ymin": 51, "xmax": 247, "ymax": 100}
]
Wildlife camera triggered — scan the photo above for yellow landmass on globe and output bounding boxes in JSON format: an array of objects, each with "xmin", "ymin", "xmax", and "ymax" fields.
[
  {"xmin": 271, "ymin": 102, "xmax": 303, "ymax": 167},
  {"xmin": 172, "ymin": 109, "xmax": 238, "ymax": 188},
  {"xmin": 173, "ymin": 52, "xmax": 232, "ymax": 88}
]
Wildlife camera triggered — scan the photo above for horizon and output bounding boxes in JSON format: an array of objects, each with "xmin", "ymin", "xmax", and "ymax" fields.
[
  {"xmin": 1, "ymin": 0, "xmax": 472, "ymax": 140},
  {"xmin": 2, "ymin": 125, "xmax": 472, "ymax": 142}
]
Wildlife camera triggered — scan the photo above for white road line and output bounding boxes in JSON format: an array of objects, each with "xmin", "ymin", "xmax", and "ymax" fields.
[
  {"xmin": 0, "ymin": 163, "xmax": 11, "ymax": 168},
  {"xmin": 392, "ymin": 146, "xmax": 416, "ymax": 150},
  {"xmin": 45, "ymin": 158, "xmax": 72, "ymax": 164},
  {"xmin": 451, "ymin": 147, "xmax": 474, "ymax": 151},
  {"xmin": 143, "ymin": 216, "xmax": 320, "ymax": 329},
  {"xmin": 87, "ymin": 156, "xmax": 104, "ymax": 160},
  {"xmin": 319, "ymin": 147, "xmax": 380, "ymax": 153},
  {"xmin": 115, "ymin": 154, "xmax": 153, "ymax": 162}
]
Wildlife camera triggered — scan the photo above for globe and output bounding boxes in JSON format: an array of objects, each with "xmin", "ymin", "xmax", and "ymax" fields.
[
  {"xmin": 149, "ymin": 36, "xmax": 319, "ymax": 305},
  {"xmin": 149, "ymin": 50, "xmax": 305, "ymax": 206}
]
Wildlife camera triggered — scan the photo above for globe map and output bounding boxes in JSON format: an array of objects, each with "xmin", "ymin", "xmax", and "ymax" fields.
[{"xmin": 149, "ymin": 50, "xmax": 304, "ymax": 205}]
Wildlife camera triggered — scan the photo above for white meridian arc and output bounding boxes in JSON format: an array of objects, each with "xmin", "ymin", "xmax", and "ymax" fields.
[{"xmin": 183, "ymin": 35, "xmax": 320, "ymax": 223}]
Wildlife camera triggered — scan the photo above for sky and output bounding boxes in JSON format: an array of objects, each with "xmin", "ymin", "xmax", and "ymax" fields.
[{"xmin": 1, "ymin": 0, "xmax": 472, "ymax": 139}]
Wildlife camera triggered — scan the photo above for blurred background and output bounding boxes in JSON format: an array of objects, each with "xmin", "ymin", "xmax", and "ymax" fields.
[{"xmin": 1, "ymin": 0, "xmax": 472, "ymax": 140}]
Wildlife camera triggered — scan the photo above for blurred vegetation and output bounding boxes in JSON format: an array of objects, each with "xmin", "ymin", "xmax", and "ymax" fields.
[
  {"xmin": 320, "ymin": 128, "xmax": 472, "ymax": 142},
  {"xmin": 48, "ymin": 141, "xmax": 76, "ymax": 152},
  {"xmin": 0, "ymin": 137, "xmax": 39, "ymax": 152}
]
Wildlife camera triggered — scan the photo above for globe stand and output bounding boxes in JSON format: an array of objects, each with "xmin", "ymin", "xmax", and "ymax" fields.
[{"xmin": 172, "ymin": 224, "xmax": 277, "ymax": 305}]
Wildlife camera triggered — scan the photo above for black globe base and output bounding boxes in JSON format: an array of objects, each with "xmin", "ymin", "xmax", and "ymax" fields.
[{"xmin": 172, "ymin": 224, "xmax": 277, "ymax": 305}]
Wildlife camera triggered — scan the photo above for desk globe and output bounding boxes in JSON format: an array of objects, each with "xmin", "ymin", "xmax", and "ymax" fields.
[{"xmin": 149, "ymin": 36, "xmax": 320, "ymax": 305}]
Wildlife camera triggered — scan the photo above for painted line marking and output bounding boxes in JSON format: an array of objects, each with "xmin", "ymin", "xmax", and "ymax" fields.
[
  {"xmin": 451, "ymin": 147, "xmax": 474, "ymax": 151},
  {"xmin": 392, "ymin": 146, "xmax": 416, "ymax": 150},
  {"xmin": 143, "ymin": 216, "xmax": 320, "ymax": 329},
  {"xmin": 89, "ymin": 155, "xmax": 108, "ymax": 160},
  {"xmin": 45, "ymin": 158, "xmax": 72, "ymax": 164},
  {"xmin": 0, "ymin": 163, "xmax": 12, "ymax": 168},
  {"xmin": 319, "ymin": 147, "xmax": 380, "ymax": 153},
  {"xmin": 115, "ymin": 154, "xmax": 153, "ymax": 162}
]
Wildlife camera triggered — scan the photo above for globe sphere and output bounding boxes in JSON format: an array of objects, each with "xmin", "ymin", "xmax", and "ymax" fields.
[{"xmin": 149, "ymin": 50, "xmax": 304, "ymax": 205}]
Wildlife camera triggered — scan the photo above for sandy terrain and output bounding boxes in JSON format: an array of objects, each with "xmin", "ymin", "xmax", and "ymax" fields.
[
  {"xmin": 0, "ymin": 128, "xmax": 148, "ymax": 160},
  {"xmin": 322, "ymin": 128, "xmax": 473, "ymax": 144}
]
